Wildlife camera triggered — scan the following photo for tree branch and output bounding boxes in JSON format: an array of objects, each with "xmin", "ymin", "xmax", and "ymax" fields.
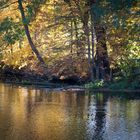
[{"xmin": 0, "ymin": 1, "xmax": 18, "ymax": 10}]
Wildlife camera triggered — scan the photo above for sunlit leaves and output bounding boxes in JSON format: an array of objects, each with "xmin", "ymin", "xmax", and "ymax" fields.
[
  {"xmin": 0, "ymin": 17, "xmax": 24, "ymax": 45},
  {"xmin": 0, "ymin": 0, "xmax": 139, "ymax": 76},
  {"xmin": 0, "ymin": 0, "xmax": 10, "ymax": 9}
]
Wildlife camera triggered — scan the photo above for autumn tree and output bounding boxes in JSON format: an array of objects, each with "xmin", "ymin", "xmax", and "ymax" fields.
[
  {"xmin": 0, "ymin": 0, "xmax": 139, "ymax": 82},
  {"xmin": 0, "ymin": 0, "xmax": 46, "ymax": 64}
]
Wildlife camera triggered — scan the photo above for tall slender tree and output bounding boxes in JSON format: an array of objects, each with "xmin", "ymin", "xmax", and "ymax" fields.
[{"xmin": 18, "ymin": 0, "xmax": 46, "ymax": 64}]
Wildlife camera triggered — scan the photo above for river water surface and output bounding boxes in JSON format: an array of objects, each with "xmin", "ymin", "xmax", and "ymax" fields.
[{"xmin": 0, "ymin": 83, "xmax": 140, "ymax": 140}]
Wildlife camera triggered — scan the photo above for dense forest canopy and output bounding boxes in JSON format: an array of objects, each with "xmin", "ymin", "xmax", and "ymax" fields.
[{"xmin": 0, "ymin": 0, "xmax": 140, "ymax": 85}]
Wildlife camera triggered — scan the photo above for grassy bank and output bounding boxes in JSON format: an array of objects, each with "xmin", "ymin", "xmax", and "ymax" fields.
[{"xmin": 85, "ymin": 79, "xmax": 140, "ymax": 91}]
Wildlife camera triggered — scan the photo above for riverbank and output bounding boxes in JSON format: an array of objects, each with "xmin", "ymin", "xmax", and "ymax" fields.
[
  {"xmin": 1, "ymin": 80, "xmax": 140, "ymax": 93},
  {"xmin": 0, "ymin": 63, "xmax": 85, "ymax": 85},
  {"xmin": 0, "ymin": 63, "xmax": 140, "ymax": 93}
]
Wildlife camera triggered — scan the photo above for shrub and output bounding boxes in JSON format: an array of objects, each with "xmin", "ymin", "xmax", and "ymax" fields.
[
  {"xmin": 22, "ymin": 80, "xmax": 32, "ymax": 85},
  {"xmin": 109, "ymin": 79, "xmax": 128, "ymax": 90},
  {"xmin": 129, "ymin": 79, "xmax": 140, "ymax": 89},
  {"xmin": 85, "ymin": 80, "xmax": 104, "ymax": 89}
]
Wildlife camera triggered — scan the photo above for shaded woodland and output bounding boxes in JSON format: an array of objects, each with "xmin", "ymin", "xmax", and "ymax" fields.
[{"xmin": 0, "ymin": 0, "xmax": 140, "ymax": 89}]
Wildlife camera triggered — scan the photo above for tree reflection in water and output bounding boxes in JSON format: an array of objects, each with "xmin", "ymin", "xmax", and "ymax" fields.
[
  {"xmin": 86, "ymin": 93, "xmax": 108, "ymax": 140},
  {"xmin": 0, "ymin": 83, "xmax": 140, "ymax": 140}
]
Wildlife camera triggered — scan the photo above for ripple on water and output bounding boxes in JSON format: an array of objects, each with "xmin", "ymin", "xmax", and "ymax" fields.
[{"xmin": 0, "ymin": 83, "xmax": 140, "ymax": 140}]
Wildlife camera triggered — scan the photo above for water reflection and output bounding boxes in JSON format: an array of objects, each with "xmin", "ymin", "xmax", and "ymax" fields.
[{"xmin": 0, "ymin": 83, "xmax": 140, "ymax": 140}]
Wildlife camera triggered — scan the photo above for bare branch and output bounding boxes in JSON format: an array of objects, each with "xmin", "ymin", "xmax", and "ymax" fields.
[{"xmin": 0, "ymin": 1, "xmax": 18, "ymax": 10}]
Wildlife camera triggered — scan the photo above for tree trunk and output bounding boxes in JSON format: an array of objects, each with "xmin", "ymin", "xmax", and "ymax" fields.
[
  {"xmin": 18, "ymin": 0, "xmax": 46, "ymax": 65},
  {"xmin": 83, "ymin": 19, "xmax": 94, "ymax": 81},
  {"xmin": 70, "ymin": 20, "xmax": 73, "ymax": 54},
  {"xmin": 90, "ymin": 9, "xmax": 95, "ymax": 80},
  {"xmin": 95, "ymin": 25, "xmax": 110, "ymax": 80},
  {"xmin": 73, "ymin": 19, "xmax": 80, "ymax": 56}
]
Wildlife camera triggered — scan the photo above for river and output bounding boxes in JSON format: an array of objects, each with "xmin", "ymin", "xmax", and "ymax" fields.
[{"xmin": 0, "ymin": 83, "xmax": 140, "ymax": 140}]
